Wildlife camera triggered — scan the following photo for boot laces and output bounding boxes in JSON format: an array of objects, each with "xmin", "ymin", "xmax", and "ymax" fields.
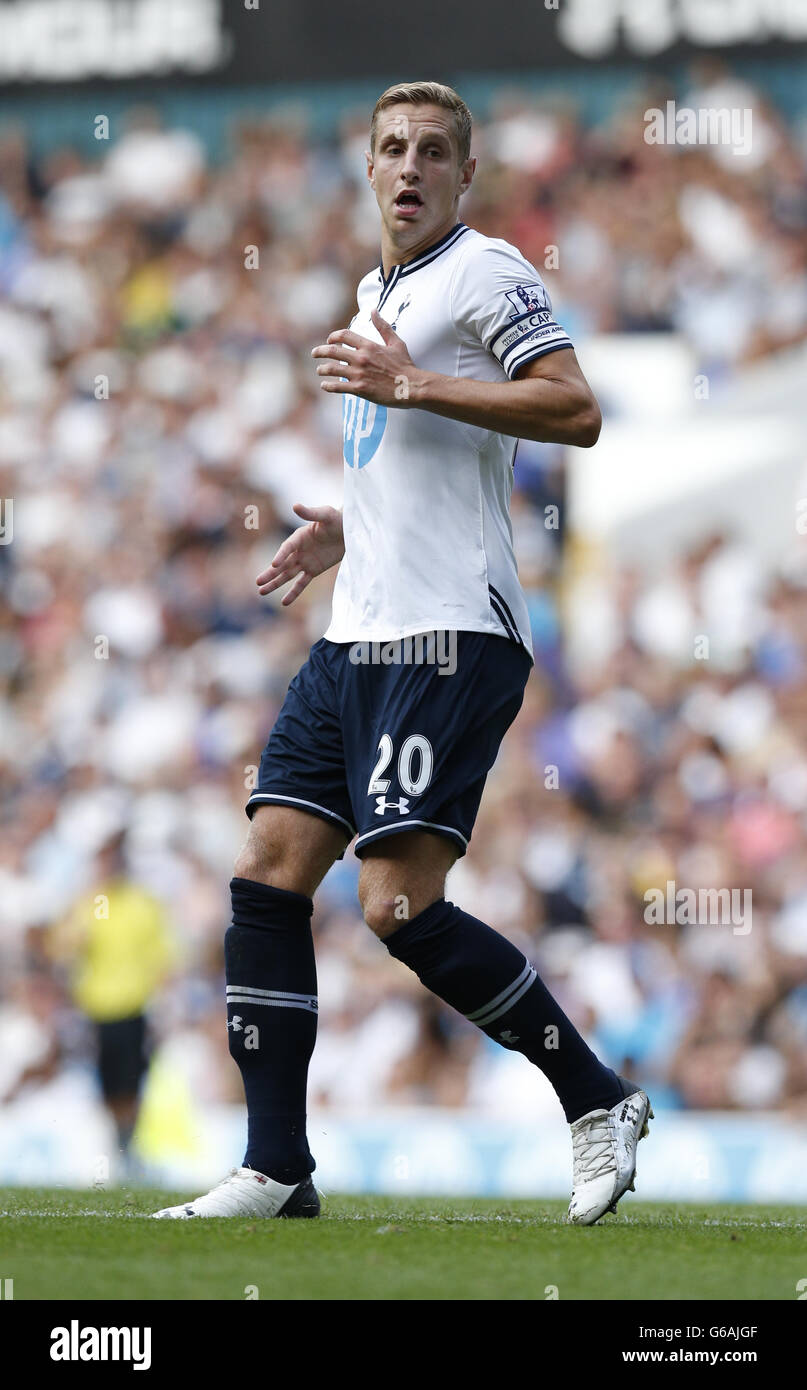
[{"xmin": 571, "ymin": 1112, "xmax": 617, "ymax": 1185}]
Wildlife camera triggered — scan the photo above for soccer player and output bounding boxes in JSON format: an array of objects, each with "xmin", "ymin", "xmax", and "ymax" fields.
[
  {"xmin": 154, "ymin": 81, "xmax": 651, "ymax": 1226},
  {"xmin": 51, "ymin": 832, "xmax": 177, "ymax": 1178}
]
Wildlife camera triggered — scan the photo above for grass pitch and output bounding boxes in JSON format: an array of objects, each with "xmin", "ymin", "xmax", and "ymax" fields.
[{"xmin": 1, "ymin": 1188, "xmax": 804, "ymax": 1300}]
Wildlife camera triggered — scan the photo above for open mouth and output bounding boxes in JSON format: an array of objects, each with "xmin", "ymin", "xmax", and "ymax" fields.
[{"xmin": 395, "ymin": 191, "xmax": 423, "ymax": 210}]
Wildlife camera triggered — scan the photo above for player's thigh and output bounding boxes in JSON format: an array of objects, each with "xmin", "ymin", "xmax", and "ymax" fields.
[
  {"xmin": 346, "ymin": 633, "xmax": 531, "ymax": 862},
  {"xmin": 358, "ymin": 830, "xmax": 459, "ymax": 938},
  {"xmin": 234, "ymin": 804, "xmax": 348, "ymax": 898}
]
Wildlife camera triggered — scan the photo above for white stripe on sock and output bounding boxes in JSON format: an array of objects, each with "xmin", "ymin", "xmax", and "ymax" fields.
[{"xmin": 466, "ymin": 962, "xmax": 536, "ymax": 1028}]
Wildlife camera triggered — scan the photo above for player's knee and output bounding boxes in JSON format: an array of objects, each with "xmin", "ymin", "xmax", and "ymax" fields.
[
  {"xmin": 360, "ymin": 879, "xmax": 437, "ymax": 939},
  {"xmin": 360, "ymin": 893, "xmax": 402, "ymax": 939},
  {"xmin": 232, "ymin": 834, "xmax": 288, "ymax": 887}
]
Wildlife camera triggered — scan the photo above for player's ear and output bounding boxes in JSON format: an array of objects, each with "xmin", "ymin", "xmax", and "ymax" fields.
[
  {"xmin": 364, "ymin": 149, "xmax": 375, "ymax": 187},
  {"xmin": 458, "ymin": 156, "xmax": 476, "ymax": 196}
]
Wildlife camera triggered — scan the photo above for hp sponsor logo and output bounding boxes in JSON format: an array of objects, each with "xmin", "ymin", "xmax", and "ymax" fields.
[{"xmin": 343, "ymin": 395, "xmax": 387, "ymax": 469}]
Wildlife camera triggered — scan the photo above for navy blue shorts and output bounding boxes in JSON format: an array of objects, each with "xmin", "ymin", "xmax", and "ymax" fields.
[
  {"xmin": 246, "ymin": 632, "xmax": 532, "ymax": 858},
  {"xmin": 96, "ymin": 1014, "xmax": 151, "ymax": 1100}
]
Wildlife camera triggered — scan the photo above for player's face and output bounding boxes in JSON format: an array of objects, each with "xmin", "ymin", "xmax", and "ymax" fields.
[{"xmin": 367, "ymin": 104, "xmax": 474, "ymax": 248}]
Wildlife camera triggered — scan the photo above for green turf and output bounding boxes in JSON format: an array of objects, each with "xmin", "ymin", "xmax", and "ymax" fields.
[{"xmin": 0, "ymin": 1188, "xmax": 804, "ymax": 1300}]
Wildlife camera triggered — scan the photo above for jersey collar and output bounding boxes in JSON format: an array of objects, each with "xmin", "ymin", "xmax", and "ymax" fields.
[{"xmin": 377, "ymin": 221, "xmax": 469, "ymax": 290}]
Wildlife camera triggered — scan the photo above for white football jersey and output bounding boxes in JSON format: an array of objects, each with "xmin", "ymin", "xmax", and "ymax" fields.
[{"xmin": 323, "ymin": 222, "xmax": 573, "ymax": 656}]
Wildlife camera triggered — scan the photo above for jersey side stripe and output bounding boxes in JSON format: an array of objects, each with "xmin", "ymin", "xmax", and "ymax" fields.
[
  {"xmin": 488, "ymin": 587, "xmax": 523, "ymax": 647},
  {"xmin": 489, "ymin": 584, "xmax": 523, "ymax": 644},
  {"xmin": 489, "ymin": 582, "xmax": 517, "ymax": 620}
]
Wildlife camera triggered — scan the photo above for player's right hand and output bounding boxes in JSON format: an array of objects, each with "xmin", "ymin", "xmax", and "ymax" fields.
[{"xmin": 255, "ymin": 503, "xmax": 345, "ymax": 606}]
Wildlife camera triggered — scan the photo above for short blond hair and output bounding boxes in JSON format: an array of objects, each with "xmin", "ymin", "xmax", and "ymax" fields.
[{"xmin": 370, "ymin": 81, "xmax": 472, "ymax": 164}]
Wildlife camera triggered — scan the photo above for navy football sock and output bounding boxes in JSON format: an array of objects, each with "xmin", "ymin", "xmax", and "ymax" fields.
[
  {"xmin": 225, "ymin": 876, "xmax": 318, "ymax": 1185},
  {"xmin": 384, "ymin": 898, "xmax": 622, "ymax": 1123}
]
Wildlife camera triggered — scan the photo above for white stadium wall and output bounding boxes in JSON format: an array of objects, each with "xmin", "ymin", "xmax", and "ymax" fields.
[{"xmin": 2, "ymin": 1090, "xmax": 807, "ymax": 1204}]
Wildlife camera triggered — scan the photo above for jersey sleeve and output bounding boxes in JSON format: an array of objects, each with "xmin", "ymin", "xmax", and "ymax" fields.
[{"xmin": 451, "ymin": 241, "xmax": 573, "ymax": 379}]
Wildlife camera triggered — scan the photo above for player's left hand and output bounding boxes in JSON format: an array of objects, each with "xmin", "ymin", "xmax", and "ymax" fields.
[{"xmin": 312, "ymin": 308, "xmax": 423, "ymax": 407}]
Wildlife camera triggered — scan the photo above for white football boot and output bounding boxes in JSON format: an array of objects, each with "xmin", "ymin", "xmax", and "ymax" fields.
[
  {"xmin": 152, "ymin": 1167, "xmax": 320, "ymax": 1220},
  {"xmin": 566, "ymin": 1082, "xmax": 653, "ymax": 1226}
]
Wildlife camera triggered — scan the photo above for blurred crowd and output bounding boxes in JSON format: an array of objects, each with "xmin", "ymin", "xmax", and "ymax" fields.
[{"xmin": 1, "ymin": 63, "xmax": 807, "ymax": 1131}]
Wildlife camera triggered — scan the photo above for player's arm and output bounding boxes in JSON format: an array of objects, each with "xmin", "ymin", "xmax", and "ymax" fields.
[
  {"xmin": 313, "ymin": 309, "xmax": 601, "ymax": 447},
  {"xmin": 413, "ymin": 346, "xmax": 600, "ymax": 446}
]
